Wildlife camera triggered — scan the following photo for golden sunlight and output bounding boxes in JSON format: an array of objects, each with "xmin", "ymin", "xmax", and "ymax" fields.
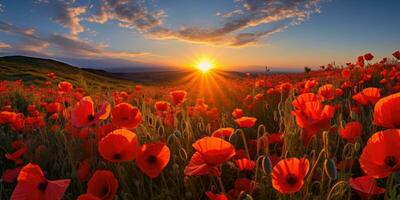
[{"xmin": 196, "ymin": 60, "xmax": 214, "ymax": 73}]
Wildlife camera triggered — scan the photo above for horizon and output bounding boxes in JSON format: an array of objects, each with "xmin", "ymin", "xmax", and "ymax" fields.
[{"xmin": 0, "ymin": 0, "xmax": 399, "ymax": 71}]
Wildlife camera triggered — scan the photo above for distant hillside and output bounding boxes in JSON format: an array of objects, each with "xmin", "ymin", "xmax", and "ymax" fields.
[{"xmin": 0, "ymin": 56, "xmax": 136, "ymax": 90}]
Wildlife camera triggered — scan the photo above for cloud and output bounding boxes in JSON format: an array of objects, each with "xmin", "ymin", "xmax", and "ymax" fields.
[
  {"xmin": 0, "ymin": 3, "xmax": 4, "ymax": 13},
  {"xmin": 0, "ymin": 42, "xmax": 11, "ymax": 48},
  {"xmin": 146, "ymin": 0, "xmax": 322, "ymax": 47},
  {"xmin": 53, "ymin": 3, "xmax": 87, "ymax": 37},
  {"xmin": 87, "ymin": 0, "xmax": 165, "ymax": 31},
  {"xmin": 0, "ymin": 21, "xmax": 147, "ymax": 60}
]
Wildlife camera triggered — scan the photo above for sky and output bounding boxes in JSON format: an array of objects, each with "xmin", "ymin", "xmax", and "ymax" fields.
[{"xmin": 0, "ymin": 0, "xmax": 399, "ymax": 72}]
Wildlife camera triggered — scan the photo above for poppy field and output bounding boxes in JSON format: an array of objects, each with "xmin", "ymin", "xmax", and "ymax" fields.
[{"xmin": 2, "ymin": 51, "xmax": 400, "ymax": 200}]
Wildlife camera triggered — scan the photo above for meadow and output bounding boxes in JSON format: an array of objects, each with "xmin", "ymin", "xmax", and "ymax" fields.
[{"xmin": 1, "ymin": 51, "xmax": 400, "ymax": 200}]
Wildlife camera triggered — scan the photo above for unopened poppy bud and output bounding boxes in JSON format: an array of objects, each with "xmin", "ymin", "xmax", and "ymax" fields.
[
  {"xmin": 262, "ymin": 156, "xmax": 272, "ymax": 175},
  {"xmin": 323, "ymin": 159, "xmax": 337, "ymax": 180}
]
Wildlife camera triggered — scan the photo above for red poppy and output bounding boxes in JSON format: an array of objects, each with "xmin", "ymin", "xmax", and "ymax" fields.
[
  {"xmin": 292, "ymin": 93, "xmax": 321, "ymax": 110},
  {"xmin": 271, "ymin": 157, "xmax": 310, "ymax": 194},
  {"xmin": 77, "ymin": 159, "xmax": 90, "ymax": 182},
  {"xmin": 357, "ymin": 56, "xmax": 365, "ymax": 67},
  {"xmin": 359, "ymin": 129, "xmax": 400, "ymax": 178},
  {"xmin": 393, "ymin": 50, "xmax": 400, "ymax": 60},
  {"xmin": 154, "ymin": 101, "xmax": 170, "ymax": 112},
  {"xmin": 58, "ymin": 81, "xmax": 73, "ymax": 92},
  {"xmin": 71, "ymin": 96, "xmax": 110, "ymax": 128},
  {"xmin": 235, "ymin": 158, "xmax": 256, "ymax": 171},
  {"xmin": 0, "ymin": 111, "xmax": 17, "ymax": 124},
  {"xmin": 46, "ymin": 102, "xmax": 63, "ymax": 114},
  {"xmin": 87, "ymin": 170, "xmax": 118, "ymax": 200},
  {"xmin": 111, "ymin": 103, "xmax": 142, "ymax": 129},
  {"xmin": 77, "ymin": 194, "xmax": 101, "ymax": 200},
  {"xmin": 1, "ymin": 167, "xmax": 22, "ymax": 183},
  {"xmin": 211, "ymin": 127, "xmax": 234, "ymax": 138},
  {"xmin": 352, "ymin": 88, "xmax": 381, "ymax": 105},
  {"xmin": 98, "ymin": 129, "xmax": 140, "ymax": 162},
  {"xmin": 364, "ymin": 53, "xmax": 374, "ymax": 61},
  {"xmin": 232, "ymin": 108, "xmax": 243, "ymax": 119},
  {"xmin": 292, "ymin": 101, "xmax": 335, "ymax": 145},
  {"xmin": 349, "ymin": 176, "xmax": 385, "ymax": 200},
  {"xmin": 339, "ymin": 121, "xmax": 363, "ymax": 143},
  {"xmin": 170, "ymin": 90, "xmax": 187, "ymax": 105},
  {"xmin": 10, "ymin": 163, "xmax": 70, "ymax": 200},
  {"xmin": 5, "ymin": 145, "xmax": 28, "ymax": 165},
  {"xmin": 235, "ymin": 117, "xmax": 257, "ymax": 128},
  {"xmin": 318, "ymin": 84, "xmax": 335, "ymax": 100},
  {"xmin": 228, "ymin": 178, "xmax": 258, "ymax": 199},
  {"xmin": 184, "ymin": 137, "xmax": 235, "ymax": 176},
  {"xmin": 373, "ymin": 92, "xmax": 400, "ymax": 128},
  {"xmin": 267, "ymin": 133, "xmax": 284, "ymax": 145},
  {"xmin": 136, "ymin": 142, "xmax": 170, "ymax": 178},
  {"xmin": 205, "ymin": 191, "xmax": 228, "ymax": 200},
  {"xmin": 342, "ymin": 68, "xmax": 351, "ymax": 79}
]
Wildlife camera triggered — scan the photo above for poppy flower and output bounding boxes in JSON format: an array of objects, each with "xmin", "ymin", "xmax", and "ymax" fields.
[
  {"xmin": 292, "ymin": 101, "xmax": 335, "ymax": 145},
  {"xmin": 205, "ymin": 191, "xmax": 228, "ymax": 200},
  {"xmin": 232, "ymin": 108, "xmax": 243, "ymax": 119},
  {"xmin": 111, "ymin": 103, "xmax": 142, "ymax": 129},
  {"xmin": 58, "ymin": 81, "xmax": 73, "ymax": 92},
  {"xmin": 87, "ymin": 170, "xmax": 118, "ymax": 200},
  {"xmin": 0, "ymin": 111, "xmax": 17, "ymax": 124},
  {"xmin": 352, "ymin": 88, "xmax": 381, "ymax": 106},
  {"xmin": 184, "ymin": 137, "xmax": 235, "ymax": 176},
  {"xmin": 359, "ymin": 129, "xmax": 400, "ymax": 178},
  {"xmin": 364, "ymin": 53, "xmax": 374, "ymax": 61},
  {"xmin": 154, "ymin": 101, "xmax": 170, "ymax": 112},
  {"xmin": 357, "ymin": 56, "xmax": 365, "ymax": 67},
  {"xmin": 98, "ymin": 129, "xmax": 139, "ymax": 162},
  {"xmin": 228, "ymin": 178, "xmax": 258, "ymax": 199},
  {"xmin": 292, "ymin": 93, "xmax": 321, "ymax": 110},
  {"xmin": 71, "ymin": 96, "xmax": 110, "ymax": 128},
  {"xmin": 136, "ymin": 142, "xmax": 170, "ymax": 178},
  {"xmin": 77, "ymin": 194, "xmax": 101, "ymax": 200},
  {"xmin": 373, "ymin": 92, "xmax": 400, "ymax": 128},
  {"xmin": 1, "ymin": 167, "xmax": 22, "ymax": 183},
  {"xmin": 170, "ymin": 90, "xmax": 187, "ymax": 106},
  {"xmin": 211, "ymin": 127, "xmax": 234, "ymax": 138},
  {"xmin": 77, "ymin": 159, "xmax": 90, "ymax": 181},
  {"xmin": 349, "ymin": 176, "xmax": 385, "ymax": 200},
  {"xmin": 342, "ymin": 68, "xmax": 351, "ymax": 79},
  {"xmin": 235, "ymin": 117, "xmax": 257, "ymax": 128},
  {"xmin": 235, "ymin": 158, "xmax": 256, "ymax": 171},
  {"xmin": 393, "ymin": 50, "xmax": 400, "ymax": 60},
  {"xmin": 271, "ymin": 157, "xmax": 310, "ymax": 194},
  {"xmin": 339, "ymin": 121, "xmax": 363, "ymax": 143},
  {"xmin": 5, "ymin": 146, "xmax": 28, "ymax": 164},
  {"xmin": 318, "ymin": 84, "xmax": 335, "ymax": 100},
  {"xmin": 10, "ymin": 163, "xmax": 70, "ymax": 200}
]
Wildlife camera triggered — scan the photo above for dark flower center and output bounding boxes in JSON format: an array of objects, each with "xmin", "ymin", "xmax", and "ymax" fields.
[
  {"xmin": 101, "ymin": 186, "xmax": 109, "ymax": 196},
  {"xmin": 88, "ymin": 114, "xmax": 95, "ymax": 121},
  {"xmin": 113, "ymin": 153, "xmax": 122, "ymax": 160},
  {"xmin": 147, "ymin": 155, "xmax": 157, "ymax": 164},
  {"xmin": 37, "ymin": 180, "xmax": 48, "ymax": 192},
  {"xmin": 384, "ymin": 156, "xmax": 398, "ymax": 168},
  {"xmin": 285, "ymin": 174, "xmax": 298, "ymax": 186}
]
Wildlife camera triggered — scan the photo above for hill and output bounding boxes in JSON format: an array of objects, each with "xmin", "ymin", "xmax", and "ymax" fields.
[{"xmin": 0, "ymin": 56, "xmax": 137, "ymax": 90}]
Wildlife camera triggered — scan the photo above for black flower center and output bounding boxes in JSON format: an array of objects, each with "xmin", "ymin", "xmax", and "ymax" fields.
[
  {"xmin": 88, "ymin": 114, "xmax": 95, "ymax": 121},
  {"xmin": 101, "ymin": 186, "xmax": 109, "ymax": 196},
  {"xmin": 37, "ymin": 181, "xmax": 48, "ymax": 192},
  {"xmin": 285, "ymin": 174, "xmax": 298, "ymax": 186},
  {"xmin": 147, "ymin": 155, "xmax": 157, "ymax": 164},
  {"xmin": 384, "ymin": 156, "xmax": 397, "ymax": 168},
  {"xmin": 113, "ymin": 153, "xmax": 122, "ymax": 160}
]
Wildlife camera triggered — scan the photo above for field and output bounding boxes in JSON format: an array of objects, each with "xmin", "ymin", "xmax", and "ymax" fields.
[{"xmin": 1, "ymin": 51, "xmax": 400, "ymax": 200}]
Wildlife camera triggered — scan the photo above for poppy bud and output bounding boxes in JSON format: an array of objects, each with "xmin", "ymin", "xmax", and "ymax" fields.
[
  {"xmin": 262, "ymin": 156, "xmax": 272, "ymax": 175},
  {"xmin": 323, "ymin": 159, "xmax": 337, "ymax": 180},
  {"xmin": 229, "ymin": 132, "xmax": 239, "ymax": 145}
]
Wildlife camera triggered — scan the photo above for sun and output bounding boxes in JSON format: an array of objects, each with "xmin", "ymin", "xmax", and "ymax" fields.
[{"xmin": 196, "ymin": 60, "xmax": 214, "ymax": 73}]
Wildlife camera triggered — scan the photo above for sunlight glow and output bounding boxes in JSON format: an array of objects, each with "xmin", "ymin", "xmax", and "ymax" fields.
[{"xmin": 196, "ymin": 60, "xmax": 214, "ymax": 73}]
